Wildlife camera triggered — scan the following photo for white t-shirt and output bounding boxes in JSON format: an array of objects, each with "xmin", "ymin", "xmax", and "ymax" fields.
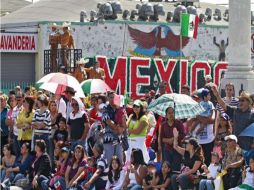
[
  {"xmin": 196, "ymin": 111, "xmax": 215, "ymax": 144},
  {"xmin": 208, "ymin": 163, "xmax": 220, "ymax": 179},
  {"xmin": 56, "ymin": 98, "xmax": 66, "ymax": 118},
  {"xmin": 11, "ymin": 105, "xmax": 23, "ymax": 136},
  {"xmin": 105, "ymin": 170, "xmax": 125, "ymax": 190},
  {"xmin": 243, "ymin": 168, "xmax": 254, "ymax": 188}
]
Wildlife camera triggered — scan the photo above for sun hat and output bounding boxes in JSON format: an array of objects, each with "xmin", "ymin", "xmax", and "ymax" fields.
[{"xmin": 238, "ymin": 91, "xmax": 252, "ymax": 104}]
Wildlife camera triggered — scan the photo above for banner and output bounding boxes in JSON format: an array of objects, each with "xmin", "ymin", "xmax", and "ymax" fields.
[
  {"xmin": 95, "ymin": 55, "xmax": 228, "ymax": 99},
  {"xmin": 0, "ymin": 33, "xmax": 38, "ymax": 53}
]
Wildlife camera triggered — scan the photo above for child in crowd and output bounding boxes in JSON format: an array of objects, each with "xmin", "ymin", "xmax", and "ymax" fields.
[
  {"xmin": 190, "ymin": 88, "xmax": 215, "ymax": 137},
  {"xmin": 212, "ymin": 137, "xmax": 223, "ymax": 160},
  {"xmin": 143, "ymin": 161, "xmax": 156, "ymax": 190},
  {"xmin": 75, "ymin": 157, "xmax": 97, "ymax": 189},
  {"xmin": 152, "ymin": 161, "xmax": 172, "ymax": 190},
  {"xmin": 199, "ymin": 152, "xmax": 221, "ymax": 190},
  {"xmin": 105, "ymin": 156, "xmax": 125, "ymax": 190},
  {"xmin": 53, "ymin": 117, "xmax": 68, "ymax": 144}
]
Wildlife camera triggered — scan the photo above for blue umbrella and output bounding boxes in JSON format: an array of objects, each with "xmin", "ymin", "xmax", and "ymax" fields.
[{"xmin": 239, "ymin": 123, "xmax": 254, "ymax": 137}]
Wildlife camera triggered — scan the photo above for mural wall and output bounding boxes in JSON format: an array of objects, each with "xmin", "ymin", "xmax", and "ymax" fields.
[{"xmin": 40, "ymin": 22, "xmax": 230, "ymax": 61}]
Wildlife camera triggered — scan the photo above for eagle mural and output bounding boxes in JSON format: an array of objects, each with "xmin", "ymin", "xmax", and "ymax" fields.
[{"xmin": 128, "ymin": 25, "xmax": 189, "ymax": 57}]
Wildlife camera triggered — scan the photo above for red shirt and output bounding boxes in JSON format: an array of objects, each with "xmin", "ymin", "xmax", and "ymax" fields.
[{"xmin": 160, "ymin": 119, "xmax": 185, "ymax": 151}]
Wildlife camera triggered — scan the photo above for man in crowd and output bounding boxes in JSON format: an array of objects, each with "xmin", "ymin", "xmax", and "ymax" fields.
[
  {"xmin": 64, "ymin": 87, "xmax": 76, "ymax": 122},
  {"xmin": 84, "ymin": 60, "xmax": 105, "ymax": 80},
  {"xmin": 102, "ymin": 91, "xmax": 124, "ymax": 164},
  {"xmin": 181, "ymin": 85, "xmax": 190, "ymax": 96},
  {"xmin": 212, "ymin": 86, "xmax": 254, "ymax": 150},
  {"xmin": 155, "ymin": 81, "xmax": 167, "ymax": 99},
  {"xmin": 73, "ymin": 58, "xmax": 89, "ymax": 83}
]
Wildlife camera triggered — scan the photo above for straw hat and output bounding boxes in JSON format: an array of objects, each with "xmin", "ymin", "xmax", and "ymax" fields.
[
  {"xmin": 77, "ymin": 58, "xmax": 89, "ymax": 65},
  {"xmin": 50, "ymin": 23, "xmax": 58, "ymax": 28},
  {"xmin": 62, "ymin": 22, "xmax": 71, "ymax": 29},
  {"xmin": 238, "ymin": 91, "xmax": 253, "ymax": 104}
]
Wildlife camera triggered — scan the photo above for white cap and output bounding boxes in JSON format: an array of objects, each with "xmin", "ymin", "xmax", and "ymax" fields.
[
  {"xmin": 204, "ymin": 75, "xmax": 212, "ymax": 81},
  {"xmin": 224, "ymin": 134, "xmax": 238, "ymax": 143}
]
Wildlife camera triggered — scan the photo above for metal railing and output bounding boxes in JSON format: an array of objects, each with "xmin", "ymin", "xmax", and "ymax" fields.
[
  {"xmin": 44, "ymin": 48, "xmax": 82, "ymax": 74},
  {"xmin": 1, "ymin": 81, "xmax": 35, "ymax": 95}
]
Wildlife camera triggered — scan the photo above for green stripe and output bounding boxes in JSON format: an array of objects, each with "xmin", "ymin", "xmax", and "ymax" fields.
[
  {"xmin": 81, "ymin": 80, "xmax": 92, "ymax": 94},
  {"xmin": 181, "ymin": 14, "xmax": 190, "ymax": 37}
]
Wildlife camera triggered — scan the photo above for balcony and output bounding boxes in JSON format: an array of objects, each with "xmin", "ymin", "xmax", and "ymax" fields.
[{"xmin": 44, "ymin": 48, "xmax": 82, "ymax": 74}]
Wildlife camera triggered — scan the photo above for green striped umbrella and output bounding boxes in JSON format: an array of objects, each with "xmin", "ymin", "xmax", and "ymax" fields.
[
  {"xmin": 35, "ymin": 73, "xmax": 57, "ymax": 90},
  {"xmin": 81, "ymin": 79, "xmax": 111, "ymax": 94},
  {"xmin": 148, "ymin": 93, "xmax": 205, "ymax": 119}
]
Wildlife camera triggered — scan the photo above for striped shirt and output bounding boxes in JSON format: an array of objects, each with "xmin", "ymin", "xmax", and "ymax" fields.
[
  {"xmin": 216, "ymin": 97, "xmax": 239, "ymax": 119},
  {"xmin": 32, "ymin": 109, "xmax": 51, "ymax": 134}
]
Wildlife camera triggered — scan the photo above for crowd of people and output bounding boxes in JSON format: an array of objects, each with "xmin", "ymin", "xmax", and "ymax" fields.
[{"xmin": 1, "ymin": 76, "xmax": 254, "ymax": 190}]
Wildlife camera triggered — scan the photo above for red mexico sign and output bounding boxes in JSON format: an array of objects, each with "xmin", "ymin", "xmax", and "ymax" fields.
[
  {"xmin": 96, "ymin": 56, "xmax": 228, "ymax": 99},
  {"xmin": 0, "ymin": 33, "xmax": 38, "ymax": 53}
]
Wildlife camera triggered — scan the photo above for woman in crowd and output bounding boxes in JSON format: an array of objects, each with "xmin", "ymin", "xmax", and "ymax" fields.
[
  {"xmin": 31, "ymin": 94, "xmax": 51, "ymax": 150},
  {"xmin": 49, "ymin": 100, "xmax": 61, "ymax": 132},
  {"xmin": 158, "ymin": 106, "xmax": 185, "ymax": 171},
  {"xmin": 16, "ymin": 96, "xmax": 35, "ymax": 145},
  {"xmin": 65, "ymin": 145, "xmax": 86, "ymax": 189},
  {"xmin": 127, "ymin": 100, "xmax": 149, "ymax": 162},
  {"xmin": 122, "ymin": 148, "xmax": 147, "ymax": 190},
  {"xmin": 222, "ymin": 135, "xmax": 244, "ymax": 189},
  {"xmin": 0, "ymin": 144, "xmax": 16, "ymax": 182},
  {"xmin": 1, "ymin": 95, "xmax": 9, "ymax": 152},
  {"xmin": 30, "ymin": 139, "xmax": 51, "ymax": 190},
  {"xmin": 6, "ymin": 142, "xmax": 34, "ymax": 184},
  {"xmin": 5, "ymin": 94, "xmax": 17, "ymax": 143},
  {"xmin": 171, "ymin": 128, "xmax": 204, "ymax": 190},
  {"xmin": 106, "ymin": 156, "xmax": 125, "ymax": 190}
]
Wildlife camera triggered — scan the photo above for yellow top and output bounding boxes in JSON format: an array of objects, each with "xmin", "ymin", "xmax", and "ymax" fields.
[
  {"xmin": 129, "ymin": 115, "xmax": 149, "ymax": 138},
  {"xmin": 17, "ymin": 109, "xmax": 35, "ymax": 141}
]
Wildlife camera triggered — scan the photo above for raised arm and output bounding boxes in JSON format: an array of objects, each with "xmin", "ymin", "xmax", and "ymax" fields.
[
  {"xmin": 173, "ymin": 128, "xmax": 185, "ymax": 156},
  {"xmin": 211, "ymin": 86, "xmax": 227, "ymax": 111},
  {"xmin": 213, "ymin": 36, "xmax": 219, "ymax": 47}
]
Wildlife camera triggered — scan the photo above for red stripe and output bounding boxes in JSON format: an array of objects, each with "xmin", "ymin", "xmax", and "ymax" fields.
[{"xmin": 193, "ymin": 15, "xmax": 199, "ymax": 39}]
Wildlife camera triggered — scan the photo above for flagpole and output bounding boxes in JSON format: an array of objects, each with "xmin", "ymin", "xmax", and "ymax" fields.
[{"xmin": 180, "ymin": 12, "xmax": 182, "ymax": 60}]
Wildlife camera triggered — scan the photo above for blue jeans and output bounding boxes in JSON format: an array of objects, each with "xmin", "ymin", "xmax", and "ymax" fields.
[
  {"xmin": 171, "ymin": 174, "xmax": 194, "ymax": 190},
  {"xmin": 127, "ymin": 184, "xmax": 143, "ymax": 190},
  {"xmin": 103, "ymin": 142, "xmax": 123, "ymax": 165},
  {"xmin": 12, "ymin": 173, "xmax": 25, "ymax": 184},
  {"xmin": 1, "ymin": 169, "xmax": 15, "ymax": 182},
  {"xmin": 37, "ymin": 175, "xmax": 50, "ymax": 190},
  {"xmin": 162, "ymin": 147, "xmax": 182, "ymax": 171},
  {"xmin": 33, "ymin": 134, "xmax": 50, "ymax": 153},
  {"xmin": 12, "ymin": 134, "xmax": 21, "ymax": 157},
  {"xmin": 199, "ymin": 179, "xmax": 214, "ymax": 190}
]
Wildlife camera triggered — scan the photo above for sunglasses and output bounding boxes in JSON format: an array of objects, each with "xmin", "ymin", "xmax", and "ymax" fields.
[
  {"xmin": 133, "ymin": 105, "xmax": 140, "ymax": 108},
  {"xmin": 239, "ymin": 99, "xmax": 248, "ymax": 102},
  {"xmin": 71, "ymin": 103, "xmax": 79, "ymax": 106}
]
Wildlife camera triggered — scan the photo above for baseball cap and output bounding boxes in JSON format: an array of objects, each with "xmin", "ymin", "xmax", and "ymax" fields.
[
  {"xmin": 224, "ymin": 135, "xmax": 238, "ymax": 143},
  {"xmin": 133, "ymin": 99, "xmax": 143, "ymax": 107}
]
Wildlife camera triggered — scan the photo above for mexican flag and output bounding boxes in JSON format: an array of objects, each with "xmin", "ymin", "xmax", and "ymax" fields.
[{"xmin": 181, "ymin": 13, "xmax": 199, "ymax": 39}]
